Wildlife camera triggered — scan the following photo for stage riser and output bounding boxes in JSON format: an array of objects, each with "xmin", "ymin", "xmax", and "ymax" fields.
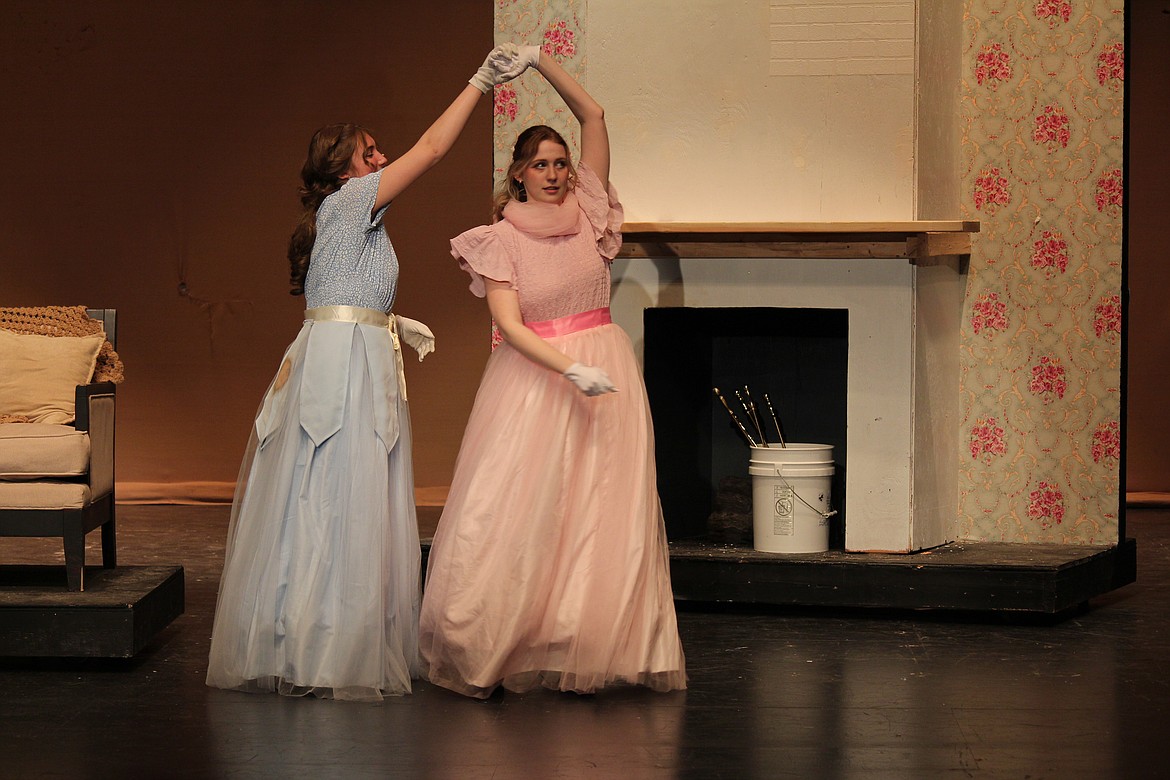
[
  {"xmin": 0, "ymin": 566, "xmax": 184, "ymax": 658},
  {"xmin": 668, "ymin": 540, "xmax": 1136, "ymax": 614},
  {"xmin": 420, "ymin": 540, "xmax": 1136, "ymax": 617}
]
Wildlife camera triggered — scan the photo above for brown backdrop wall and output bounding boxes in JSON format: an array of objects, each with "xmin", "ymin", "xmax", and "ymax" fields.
[
  {"xmin": 3, "ymin": 2, "xmax": 1166, "ymax": 503},
  {"xmin": 1, "ymin": 1, "xmax": 495, "ymax": 501},
  {"xmin": 1126, "ymin": 2, "xmax": 1170, "ymax": 496}
]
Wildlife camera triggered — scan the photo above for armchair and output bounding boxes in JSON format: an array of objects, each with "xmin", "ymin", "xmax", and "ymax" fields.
[{"xmin": 0, "ymin": 308, "xmax": 120, "ymax": 591}]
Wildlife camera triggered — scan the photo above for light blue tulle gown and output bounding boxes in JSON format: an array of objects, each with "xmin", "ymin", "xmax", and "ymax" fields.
[{"xmin": 207, "ymin": 169, "xmax": 421, "ymax": 701}]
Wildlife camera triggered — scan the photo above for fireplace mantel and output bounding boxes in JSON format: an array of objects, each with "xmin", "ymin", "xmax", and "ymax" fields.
[{"xmin": 619, "ymin": 221, "xmax": 979, "ymax": 263}]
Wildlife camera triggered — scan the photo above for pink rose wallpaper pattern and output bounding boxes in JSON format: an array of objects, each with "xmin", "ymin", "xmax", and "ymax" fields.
[
  {"xmin": 960, "ymin": 0, "xmax": 1123, "ymax": 543},
  {"xmin": 493, "ymin": 1, "xmax": 585, "ymax": 184}
]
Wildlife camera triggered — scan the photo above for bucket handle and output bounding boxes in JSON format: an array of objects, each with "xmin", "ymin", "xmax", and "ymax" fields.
[{"xmin": 772, "ymin": 469, "xmax": 838, "ymax": 520}]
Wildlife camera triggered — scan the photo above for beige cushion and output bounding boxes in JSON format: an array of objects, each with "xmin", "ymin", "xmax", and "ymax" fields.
[
  {"xmin": 0, "ymin": 423, "xmax": 90, "ymax": 479},
  {"xmin": 0, "ymin": 329, "xmax": 104, "ymax": 424},
  {"xmin": 0, "ymin": 480, "xmax": 90, "ymax": 510}
]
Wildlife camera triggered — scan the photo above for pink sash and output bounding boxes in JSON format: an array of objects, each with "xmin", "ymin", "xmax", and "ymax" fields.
[{"xmin": 525, "ymin": 307, "xmax": 612, "ymax": 338}]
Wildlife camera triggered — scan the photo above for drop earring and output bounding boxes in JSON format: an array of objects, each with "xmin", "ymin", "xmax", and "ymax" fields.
[{"xmin": 516, "ymin": 180, "xmax": 527, "ymax": 202}]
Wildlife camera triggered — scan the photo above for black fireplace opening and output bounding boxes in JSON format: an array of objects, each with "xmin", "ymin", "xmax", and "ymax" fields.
[{"xmin": 643, "ymin": 306, "xmax": 849, "ymax": 544}]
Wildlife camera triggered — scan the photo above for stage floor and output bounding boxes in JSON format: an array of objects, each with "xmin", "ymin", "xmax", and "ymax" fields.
[{"xmin": 0, "ymin": 504, "xmax": 1164, "ymax": 778}]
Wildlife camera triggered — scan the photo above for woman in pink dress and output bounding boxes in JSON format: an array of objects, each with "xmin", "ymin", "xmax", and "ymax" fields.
[{"xmin": 419, "ymin": 47, "xmax": 686, "ymax": 698}]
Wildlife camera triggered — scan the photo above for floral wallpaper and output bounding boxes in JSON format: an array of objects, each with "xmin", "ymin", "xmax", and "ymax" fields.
[
  {"xmin": 496, "ymin": 1, "xmax": 1125, "ymax": 546},
  {"xmin": 959, "ymin": 0, "xmax": 1124, "ymax": 543},
  {"xmin": 493, "ymin": 1, "xmax": 586, "ymax": 184}
]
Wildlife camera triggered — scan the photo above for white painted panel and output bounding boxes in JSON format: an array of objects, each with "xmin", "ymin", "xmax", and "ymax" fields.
[
  {"xmin": 910, "ymin": 260, "xmax": 964, "ymax": 549},
  {"xmin": 584, "ymin": 0, "xmax": 915, "ymax": 223}
]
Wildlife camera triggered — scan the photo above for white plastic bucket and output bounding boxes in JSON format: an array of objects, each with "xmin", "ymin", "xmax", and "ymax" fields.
[{"xmin": 748, "ymin": 443, "xmax": 835, "ymax": 553}]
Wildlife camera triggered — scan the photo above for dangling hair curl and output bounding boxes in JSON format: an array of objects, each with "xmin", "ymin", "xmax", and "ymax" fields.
[
  {"xmin": 491, "ymin": 125, "xmax": 576, "ymax": 223},
  {"xmin": 287, "ymin": 123, "xmax": 370, "ymax": 295}
]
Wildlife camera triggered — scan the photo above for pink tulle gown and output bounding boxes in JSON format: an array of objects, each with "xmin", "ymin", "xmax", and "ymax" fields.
[{"xmin": 419, "ymin": 164, "xmax": 686, "ymax": 698}]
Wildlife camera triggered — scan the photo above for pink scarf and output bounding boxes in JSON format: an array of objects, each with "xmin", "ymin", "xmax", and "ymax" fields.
[{"xmin": 502, "ymin": 191, "xmax": 581, "ymax": 238}]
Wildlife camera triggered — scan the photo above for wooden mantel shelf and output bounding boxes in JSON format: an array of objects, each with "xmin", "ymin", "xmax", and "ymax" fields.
[{"xmin": 618, "ymin": 220, "xmax": 980, "ymax": 263}]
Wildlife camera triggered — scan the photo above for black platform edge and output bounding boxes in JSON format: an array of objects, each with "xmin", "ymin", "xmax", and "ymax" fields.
[
  {"xmin": 0, "ymin": 565, "xmax": 185, "ymax": 658},
  {"xmin": 667, "ymin": 538, "xmax": 1138, "ymax": 614},
  {"xmin": 421, "ymin": 537, "xmax": 1136, "ymax": 615}
]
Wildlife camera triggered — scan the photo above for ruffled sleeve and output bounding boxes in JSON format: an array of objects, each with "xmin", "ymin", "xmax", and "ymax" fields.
[
  {"xmin": 450, "ymin": 224, "xmax": 517, "ymax": 298},
  {"xmin": 574, "ymin": 162, "xmax": 624, "ymax": 260}
]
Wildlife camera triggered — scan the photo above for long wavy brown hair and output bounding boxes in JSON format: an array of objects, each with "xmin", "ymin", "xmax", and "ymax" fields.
[
  {"xmin": 491, "ymin": 125, "xmax": 576, "ymax": 223},
  {"xmin": 287, "ymin": 123, "xmax": 371, "ymax": 295}
]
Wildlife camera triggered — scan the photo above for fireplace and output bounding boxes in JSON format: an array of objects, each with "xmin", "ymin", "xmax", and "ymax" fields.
[
  {"xmin": 611, "ymin": 223, "xmax": 972, "ymax": 553},
  {"xmin": 642, "ymin": 306, "xmax": 849, "ymax": 543}
]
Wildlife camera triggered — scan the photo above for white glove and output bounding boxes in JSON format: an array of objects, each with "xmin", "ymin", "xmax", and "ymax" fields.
[
  {"xmin": 395, "ymin": 315, "xmax": 435, "ymax": 362},
  {"xmin": 563, "ymin": 362, "xmax": 617, "ymax": 397},
  {"xmin": 493, "ymin": 43, "xmax": 541, "ymax": 82},
  {"xmin": 469, "ymin": 45, "xmax": 523, "ymax": 93},
  {"xmin": 518, "ymin": 44, "xmax": 541, "ymax": 70}
]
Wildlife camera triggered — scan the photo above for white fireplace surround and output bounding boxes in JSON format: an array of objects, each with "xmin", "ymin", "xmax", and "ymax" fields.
[{"xmin": 611, "ymin": 222, "xmax": 973, "ymax": 553}]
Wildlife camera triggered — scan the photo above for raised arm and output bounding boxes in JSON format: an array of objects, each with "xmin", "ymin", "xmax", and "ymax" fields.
[
  {"xmin": 372, "ymin": 46, "xmax": 525, "ymax": 211},
  {"xmin": 531, "ymin": 50, "xmax": 609, "ymax": 189}
]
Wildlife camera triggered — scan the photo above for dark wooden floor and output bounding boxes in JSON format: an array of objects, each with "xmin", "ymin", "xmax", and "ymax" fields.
[{"xmin": 1, "ymin": 505, "xmax": 1167, "ymax": 779}]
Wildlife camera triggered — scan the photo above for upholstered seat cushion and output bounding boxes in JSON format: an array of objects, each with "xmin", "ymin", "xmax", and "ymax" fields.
[
  {"xmin": 0, "ymin": 423, "xmax": 90, "ymax": 479},
  {"xmin": 0, "ymin": 481, "xmax": 91, "ymax": 510}
]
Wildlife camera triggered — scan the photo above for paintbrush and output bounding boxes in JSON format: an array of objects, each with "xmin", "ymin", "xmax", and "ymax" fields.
[
  {"xmin": 741, "ymin": 385, "xmax": 769, "ymax": 445},
  {"xmin": 763, "ymin": 392, "xmax": 786, "ymax": 448},
  {"xmin": 713, "ymin": 387, "xmax": 757, "ymax": 446}
]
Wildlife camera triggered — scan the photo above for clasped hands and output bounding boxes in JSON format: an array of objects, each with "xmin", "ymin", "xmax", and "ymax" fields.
[{"xmin": 469, "ymin": 43, "xmax": 541, "ymax": 94}]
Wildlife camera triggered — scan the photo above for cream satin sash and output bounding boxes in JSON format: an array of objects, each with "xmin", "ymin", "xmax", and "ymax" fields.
[{"xmin": 305, "ymin": 306, "xmax": 408, "ymax": 401}]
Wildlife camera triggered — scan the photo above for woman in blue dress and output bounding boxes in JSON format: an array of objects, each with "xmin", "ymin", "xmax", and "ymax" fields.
[{"xmin": 207, "ymin": 45, "xmax": 530, "ymax": 701}]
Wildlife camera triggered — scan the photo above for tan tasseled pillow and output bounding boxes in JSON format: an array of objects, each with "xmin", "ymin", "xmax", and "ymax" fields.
[{"xmin": 0, "ymin": 329, "xmax": 105, "ymax": 424}]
